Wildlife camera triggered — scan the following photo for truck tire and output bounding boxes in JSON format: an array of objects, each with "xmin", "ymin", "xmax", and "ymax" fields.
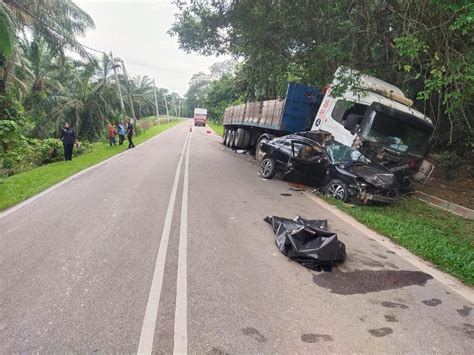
[
  {"xmin": 324, "ymin": 179, "xmax": 349, "ymax": 202},
  {"xmin": 234, "ymin": 128, "xmax": 246, "ymax": 148},
  {"xmin": 229, "ymin": 130, "xmax": 236, "ymax": 148},
  {"xmin": 222, "ymin": 129, "xmax": 228, "ymax": 144},
  {"xmin": 225, "ymin": 130, "xmax": 232, "ymax": 147},
  {"xmin": 260, "ymin": 158, "xmax": 276, "ymax": 179},
  {"xmin": 255, "ymin": 138, "xmax": 269, "ymax": 163},
  {"xmin": 242, "ymin": 129, "xmax": 251, "ymax": 148},
  {"xmin": 249, "ymin": 131, "xmax": 258, "ymax": 147}
]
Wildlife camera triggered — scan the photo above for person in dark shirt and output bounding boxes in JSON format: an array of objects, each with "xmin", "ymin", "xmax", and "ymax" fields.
[
  {"xmin": 60, "ymin": 122, "xmax": 76, "ymax": 161},
  {"xmin": 126, "ymin": 120, "xmax": 135, "ymax": 148}
]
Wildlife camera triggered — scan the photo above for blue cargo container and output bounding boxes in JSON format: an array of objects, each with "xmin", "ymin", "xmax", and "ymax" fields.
[
  {"xmin": 280, "ymin": 83, "xmax": 324, "ymax": 133},
  {"xmin": 222, "ymin": 83, "xmax": 324, "ymax": 149}
]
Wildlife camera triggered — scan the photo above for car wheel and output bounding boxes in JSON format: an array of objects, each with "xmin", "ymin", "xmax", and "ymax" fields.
[
  {"xmin": 255, "ymin": 138, "xmax": 268, "ymax": 163},
  {"xmin": 260, "ymin": 158, "xmax": 276, "ymax": 179},
  {"xmin": 324, "ymin": 179, "xmax": 349, "ymax": 202}
]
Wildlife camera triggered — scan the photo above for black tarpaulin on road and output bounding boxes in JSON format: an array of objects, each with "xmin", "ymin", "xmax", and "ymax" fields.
[{"xmin": 264, "ymin": 215, "xmax": 346, "ymax": 270}]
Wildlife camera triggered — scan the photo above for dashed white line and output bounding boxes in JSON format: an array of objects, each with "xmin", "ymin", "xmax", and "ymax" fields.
[
  {"xmin": 137, "ymin": 133, "xmax": 190, "ymax": 354},
  {"xmin": 173, "ymin": 133, "xmax": 191, "ymax": 354}
]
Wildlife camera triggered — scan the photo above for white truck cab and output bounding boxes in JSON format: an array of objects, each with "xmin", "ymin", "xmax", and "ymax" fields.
[{"xmin": 311, "ymin": 67, "xmax": 435, "ymax": 188}]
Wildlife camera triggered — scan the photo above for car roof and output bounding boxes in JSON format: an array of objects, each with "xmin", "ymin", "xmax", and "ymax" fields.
[{"xmin": 286, "ymin": 133, "xmax": 324, "ymax": 147}]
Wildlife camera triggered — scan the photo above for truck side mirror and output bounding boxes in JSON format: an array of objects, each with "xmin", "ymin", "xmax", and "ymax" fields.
[{"xmin": 344, "ymin": 114, "xmax": 362, "ymax": 133}]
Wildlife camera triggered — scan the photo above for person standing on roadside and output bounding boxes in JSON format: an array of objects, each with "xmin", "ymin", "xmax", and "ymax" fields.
[
  {"xmin": 118, "ymin": 122, "xmax": 125, "ymax": 145},
  {"xmin": 127, "ymin": 119, "xmax": 135, "ymax": 149},
  {"xmin": 60, "ymin": 122, "xmax": 75, "ymax": 161},
  {"xmin": 107, "ymin": 122, "xmax": 116, "ymax": 146}
]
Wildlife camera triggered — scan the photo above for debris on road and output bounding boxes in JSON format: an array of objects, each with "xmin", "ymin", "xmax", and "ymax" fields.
[
  {"xmin": 280, "ymin": 193, "xmax": 292, "ymax": 196},
  {"xmin": 288, "ymin": 187, "xmax": 306, "ymax": 192},
  {"xmin": 264, "ymin": 215, "xmax": 346, "ymax": 270}
]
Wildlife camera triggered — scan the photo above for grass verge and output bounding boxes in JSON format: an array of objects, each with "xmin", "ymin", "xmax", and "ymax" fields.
[
  {"xmin": 0, "ymin": 120, "xmax": 181, "ymax": 211},
  {"xmin": 323, "ymin": 195, "xmax": 474, "ymax": 285},
  {"xmin": 207, "ymin": 121, "xmax": 224, "ymax": 136}
]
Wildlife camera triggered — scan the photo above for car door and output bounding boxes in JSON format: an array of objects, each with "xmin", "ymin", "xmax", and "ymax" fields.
[
  {"xmin": 289, "ymin": 140, "xmax": 328, "ymax": 187},
  {"xmin": 273, "ymin": 137, "xmax": 293, "ymax": 165}
]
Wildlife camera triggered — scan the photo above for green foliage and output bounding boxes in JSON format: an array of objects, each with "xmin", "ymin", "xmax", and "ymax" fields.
[
  {"xmin": 172, "ymin": 0, "xmax": 474, "ymax": 155},
  {"xmin": 204, "ymin": 74, "xmax": 239, "ymax": 123},
  {"xmin": 326, "ymin": 196, "xmax": 474, "ymax": 285},
  {"xmin": 438, "ymin": 151, "xmax": 462, "ymax": 180},
  {"xmin": 0, "ymin": 4, "xmax": 14, "ymax": 56},
  {"xmin": 0, "ymin": 119, "xmax": 22, "ymax": 150},
  {"xmin": 207, "ymin": 121, "xmax": 224, "ymax": 136}
]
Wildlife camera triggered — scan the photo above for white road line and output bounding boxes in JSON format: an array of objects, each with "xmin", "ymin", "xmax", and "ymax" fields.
[
  {"xmin": 137, "ymin": 133, "xmax": 190, "ymax": 354},
  {"xmin": 173, "ymin": 133, "xmax": 191, "ymax": 354}
]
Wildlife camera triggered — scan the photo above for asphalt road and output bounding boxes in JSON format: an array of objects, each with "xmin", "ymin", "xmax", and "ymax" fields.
[{"xmin": 1, "ymin": 122, "xmax": 473, "ymax": 353}]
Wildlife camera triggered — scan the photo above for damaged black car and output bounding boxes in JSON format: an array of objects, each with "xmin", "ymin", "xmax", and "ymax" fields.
[{"xmin": 258, "ymin": 132, "xmax": 400, "ymax": 204}]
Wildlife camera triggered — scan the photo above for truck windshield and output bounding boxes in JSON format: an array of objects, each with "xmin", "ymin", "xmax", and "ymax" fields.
[{"xmin": 366, "ymin": 112, "xmax": 432, "ymax": 156}]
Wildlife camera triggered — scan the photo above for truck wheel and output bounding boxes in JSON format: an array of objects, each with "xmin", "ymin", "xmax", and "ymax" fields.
[
  {"xmin": 225, "ymin": 130, "xmax": 232, "ymax": 147},
  {"xmin": 242, "ymin": 129, "xmax": 251, "ymax": 148},
  {"xmin": 229, "ymin": 130, "xmax": 236, "ymax": 148},
  {"xmin": 260, "ymin": 158, "xmax": 276, "ymax": 179},
  {"xmin": 234, "ymin": 128, "xmax": 245, "ymax": 148},
  {"xmin": 324, "ymin": 179, "xmax": 349, "ymax": 202},
  {"xmin": 255, "ymin": 138, "xmax": 268, "ymax": 163},
  {"xmin": 249, "ymin": 131, "xmax": 258, "ymax": 147},
  {"xmin": 222, "ymin": 129, "xmax": 228, "ymax": 144}
]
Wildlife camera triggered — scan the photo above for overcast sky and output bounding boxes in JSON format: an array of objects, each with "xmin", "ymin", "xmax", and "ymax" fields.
[{"xmin": 75, "ymin": 0, "xmax": 223, "ymax": 96}]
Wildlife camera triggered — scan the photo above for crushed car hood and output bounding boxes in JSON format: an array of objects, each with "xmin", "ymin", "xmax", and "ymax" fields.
[{"xmin": 348, "ymin": 162, "xmax": 399, "ymax": 189}]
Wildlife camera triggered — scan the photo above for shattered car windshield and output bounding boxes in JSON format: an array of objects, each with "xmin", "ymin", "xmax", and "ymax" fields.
[
  {"xmin": 366, "ymin": 112, "xmax": 432, "ymax": 156},
  {"xmin": 325, "ymin": 141, "xmax": 369, "ymax": 164}
]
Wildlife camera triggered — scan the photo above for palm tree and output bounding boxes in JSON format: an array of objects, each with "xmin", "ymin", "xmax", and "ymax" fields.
[{"xmin": 0, "ymin": 0, "xmax": 95, "ymax": 92}]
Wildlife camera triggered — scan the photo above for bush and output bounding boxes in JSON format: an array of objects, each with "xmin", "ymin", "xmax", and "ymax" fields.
[
  {"xmin": 438, "ymin": 151, "xmax": 462, "ymax": 180},
  {"xmin": 0, "ymin": 137, "xmax": 90, "ymax": 177}
]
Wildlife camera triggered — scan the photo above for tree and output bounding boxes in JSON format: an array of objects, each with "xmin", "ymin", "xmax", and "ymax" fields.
[
  {"xmin": 204, "ymin": 74, "xmax": 239, "ymax": 123},
  {"xmin": 0, "ymin": 0, "xmax": 95, "ymax": 94},
  {"xmin": 171, "ymin": 0, "xmax": 473, "ymax": 153}
]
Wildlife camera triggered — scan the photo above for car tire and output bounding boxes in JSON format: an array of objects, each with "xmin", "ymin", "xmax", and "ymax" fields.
[
  {"xmin": 255, "ymin": 138, "xmax": 268, "ymax": 163},
  {"xmin": 260, "ymin": 158, "xmax": 276, "ymax": 179},
  {"xmin": 324, "ymin": 179, "xmax": 349, "ymax": 202}
]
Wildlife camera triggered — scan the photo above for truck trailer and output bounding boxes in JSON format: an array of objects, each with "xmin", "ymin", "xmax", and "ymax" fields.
[{"xmin": 222, "ymin": 67, "xmax": 435, "ymax": 190}]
